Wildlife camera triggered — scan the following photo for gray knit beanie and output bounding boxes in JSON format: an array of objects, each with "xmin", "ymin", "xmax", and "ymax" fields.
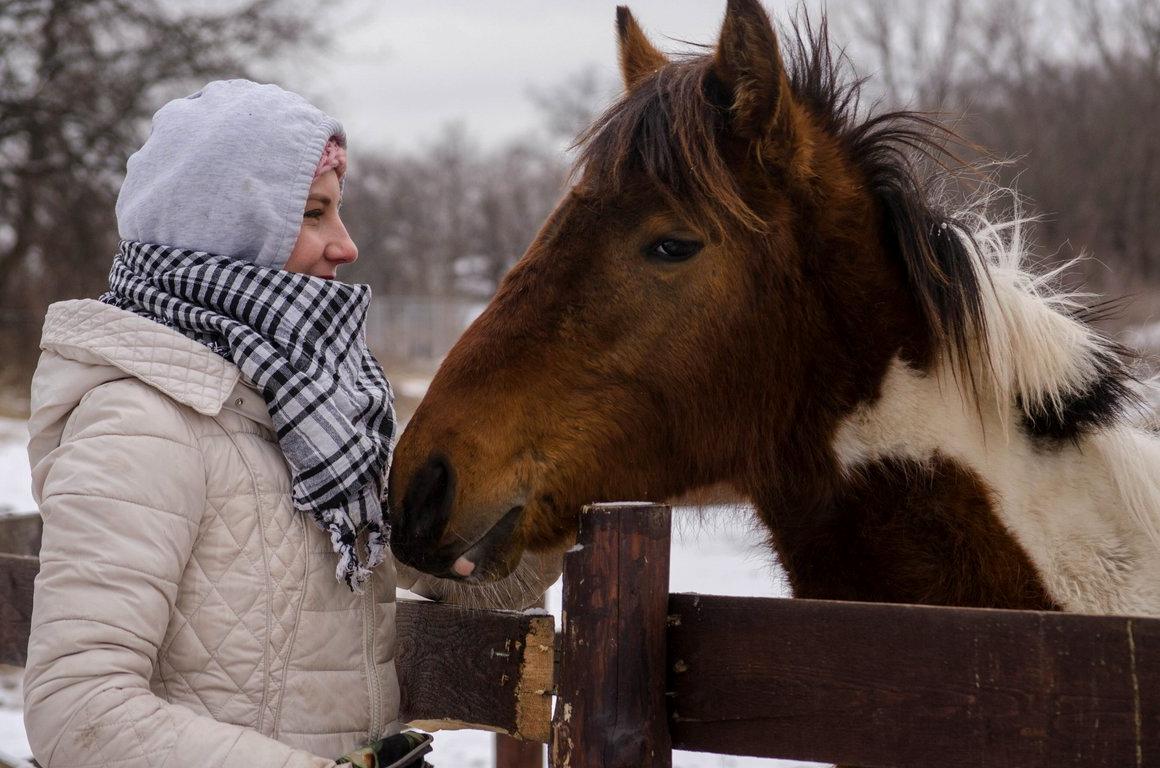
[{"xmin": 115, "ymin": 79, "xmax": 345, "ymax": 269}]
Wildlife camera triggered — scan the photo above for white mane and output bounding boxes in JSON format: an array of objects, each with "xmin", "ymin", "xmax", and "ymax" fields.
[
  {"xmin": 942, "ymin": 192, "xmax": 1138, "ymax": 429},
  {"xmin": 834, "ymin": 195, "xmax": 1160, "ymax": 616}
]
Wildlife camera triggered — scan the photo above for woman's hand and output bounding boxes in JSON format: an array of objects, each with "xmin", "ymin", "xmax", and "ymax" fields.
[{"xmin": 336, "ymin": 731, "xmax": 433, "ymax": 768}]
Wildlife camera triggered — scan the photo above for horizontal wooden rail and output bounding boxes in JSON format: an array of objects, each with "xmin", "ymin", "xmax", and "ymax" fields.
[
  {"xmin": 0, "ymin": 551, "xmax": 553, "ymax": 742},
  {"xmin": 398, "ymin": 599, "xmax": 553, "ymax": 741},
  {"xmin": 0, "ymin": 513, "xmax": 40, "ymax": 557},
  {"xmin": 0, "ymin": 553, "xmax": 35, "ymax": 666},
  {"xmin": 667, "ymin": 593, "xmax": 1160, "ymax": 767}
]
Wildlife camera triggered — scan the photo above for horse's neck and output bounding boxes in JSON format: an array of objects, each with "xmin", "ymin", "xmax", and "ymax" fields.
[
  {"xmin": 768, "ymin": 354, "xmax": 1160, "ymax": 615},
  {"xmin": 752, "ymin": 223, "xmax": 1160, "ymax": 613}
]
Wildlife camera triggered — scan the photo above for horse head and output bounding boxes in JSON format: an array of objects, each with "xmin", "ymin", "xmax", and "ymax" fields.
[{"xmin": 388, "ymin": 0, "xmax": 993, "ymax": 583}]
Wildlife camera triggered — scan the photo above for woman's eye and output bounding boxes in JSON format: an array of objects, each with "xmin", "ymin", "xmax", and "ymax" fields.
[
  {"xmin": 647, "ymin": 238, "xmax": 703, "ymax": 262},
  {"xmin": 304, "ymin": 209, "xmax": 323, "ymax": 220}
]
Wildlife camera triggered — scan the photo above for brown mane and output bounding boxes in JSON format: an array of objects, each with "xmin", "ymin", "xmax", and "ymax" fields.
[{"xmin": 574, "ymin": 16, "xmax": 988, "ymax": 382}]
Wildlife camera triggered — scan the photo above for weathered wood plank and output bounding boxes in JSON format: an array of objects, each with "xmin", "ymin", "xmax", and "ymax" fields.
[
  {"xmin": 0, "ymin": 513, "xmax": 41, "ymax": 557},
  {"xmin": 667, "ymin": 594, "xmax": 1160, "ymax": 768},
  {"xmin": 0, "ymin": 554, "xmax": 36, "ymax": 666},
  {"xmin": 551, "ymin": 503, "xmax": 673, "ymax": 768},
  {"xmin": 0, "ymin": 555, "xmax": 555, "ymax": 741},
  {"xmin": 396, "ymin": 599, "xmax": 554, "ymax": 741},
  {"xmin": 496, "ymin": 596, "xmax": 550, "ymax": 766}
]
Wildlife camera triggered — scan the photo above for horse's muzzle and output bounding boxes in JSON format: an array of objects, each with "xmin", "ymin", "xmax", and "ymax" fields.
[
  {"xmin": 390, "ymin": 454, "xmax": 525, "ymax": 582},
  {"xmin": 390, "ymin": 454, "xmax": 457, "ymax": 574}
]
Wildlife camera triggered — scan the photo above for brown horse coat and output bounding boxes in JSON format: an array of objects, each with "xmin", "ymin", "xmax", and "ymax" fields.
[{"xmin": 388, "ymin": 0, "xmax": 1160, "ymax": 617}]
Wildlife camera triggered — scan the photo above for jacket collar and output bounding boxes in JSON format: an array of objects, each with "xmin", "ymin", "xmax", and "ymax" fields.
[{"xmin": 40, "ymin": 299, "xmax": 270, "ymax": 428}]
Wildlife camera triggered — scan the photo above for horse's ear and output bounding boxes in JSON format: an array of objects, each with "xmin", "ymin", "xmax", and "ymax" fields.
[
  {"xmin": 616, "ymin": 6, "xmax": 668, "ymax": 89},
  {"xmin": 710, "ymin": 0, "xmax": 793, "ymax": 140}
]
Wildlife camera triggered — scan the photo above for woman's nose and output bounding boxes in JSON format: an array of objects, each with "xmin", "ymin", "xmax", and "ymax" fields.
[{"xmin": 327, "ymin": 222, "xmax": 359, "ymax": 264}]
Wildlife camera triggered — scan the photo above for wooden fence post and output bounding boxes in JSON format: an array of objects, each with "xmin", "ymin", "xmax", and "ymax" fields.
[
  {"xmin": 550, "ymin": 503, "xmax": 672, "ymax": 768},
  {"xmin": 495, "ymin": 735, "xmax": 544, "ymax": 768}
]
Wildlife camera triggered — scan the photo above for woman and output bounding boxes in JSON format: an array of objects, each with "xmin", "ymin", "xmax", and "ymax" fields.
[{"xmin": 23, "ymin": 79, "xmax": 557, "ymax": 768}]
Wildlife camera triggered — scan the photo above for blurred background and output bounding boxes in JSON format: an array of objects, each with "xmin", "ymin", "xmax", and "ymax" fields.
[
  {"xmin": 2, "ymin": 0, "xmax": 1159, "ymax": 421},
  {"xmin": 1, "ymin": 1, "xmax": 1158, "ymax": 765}
]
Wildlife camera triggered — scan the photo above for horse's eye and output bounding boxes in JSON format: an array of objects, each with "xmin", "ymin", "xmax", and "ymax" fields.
[{"xmin": 647, "ymin": 238, "xmax": 703, "ymax": 262}]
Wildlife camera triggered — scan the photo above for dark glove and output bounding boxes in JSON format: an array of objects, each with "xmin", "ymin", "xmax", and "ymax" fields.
[{"xmin": 336, "ymin": 731, "xmax": 434, "ymax": 768}]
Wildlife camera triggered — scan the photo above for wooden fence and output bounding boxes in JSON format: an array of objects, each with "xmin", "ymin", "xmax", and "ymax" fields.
[{"xmin": 3, "ymin": 506, "xmax": 1159, "ymax": 767}]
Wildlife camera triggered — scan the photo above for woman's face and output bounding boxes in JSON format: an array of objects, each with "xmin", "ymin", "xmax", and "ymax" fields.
[{"xmin": 284, "ymin": 169, "xmax": 358, "ymax": 278}]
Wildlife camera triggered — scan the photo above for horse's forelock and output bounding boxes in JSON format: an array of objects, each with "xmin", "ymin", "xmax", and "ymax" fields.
[{"xmin": 572, "ymin": 54, "xmax": 763, "ymax": 241}]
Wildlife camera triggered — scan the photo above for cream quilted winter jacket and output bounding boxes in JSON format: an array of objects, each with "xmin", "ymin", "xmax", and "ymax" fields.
[{"xmin": 24, "ymin": 299, "xmax": 557, "ymax": 768}]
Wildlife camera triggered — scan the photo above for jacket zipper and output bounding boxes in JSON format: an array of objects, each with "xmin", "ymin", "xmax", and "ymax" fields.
[{"xmin": 363, "ymin": 577, "xmax": 381, "ymax": 740}]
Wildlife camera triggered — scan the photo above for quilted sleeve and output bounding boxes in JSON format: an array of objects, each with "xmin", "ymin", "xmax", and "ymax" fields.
[
  {"xmin": 23, "ymin": 381, "xmax": 336, "ymax": 768},
  {"xmin": 395, "ymin": 548, "xmax": 562, "ymax": 611}
]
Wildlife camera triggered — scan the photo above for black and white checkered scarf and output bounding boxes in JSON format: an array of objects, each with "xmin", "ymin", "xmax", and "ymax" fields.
[{"xmin": 102, "ymin": 240, "xmax": 395, "ymax": 592}]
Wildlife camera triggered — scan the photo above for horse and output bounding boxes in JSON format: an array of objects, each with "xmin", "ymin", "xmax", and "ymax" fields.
[{"xmin": 387, "ymin": 0, "xmax": 1160, "ymax": 617}]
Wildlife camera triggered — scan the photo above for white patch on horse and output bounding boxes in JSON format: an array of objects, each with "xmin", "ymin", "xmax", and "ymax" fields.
[{"xmin": 832, "ymin": 204, "xmax": 1160, "ymax": 617}]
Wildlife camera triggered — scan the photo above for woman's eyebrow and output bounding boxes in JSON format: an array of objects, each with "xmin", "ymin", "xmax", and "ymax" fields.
[{"xmin": 307, "ymin": 194, "xmax": 332, "ymax": 205}]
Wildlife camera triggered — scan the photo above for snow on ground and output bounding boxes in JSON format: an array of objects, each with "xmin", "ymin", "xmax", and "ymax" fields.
[
  {"xmin": 0, "ymin": 419, "xmax": 34, "ymax": 516},
  {"xmin": 396, "ymin": 376, "xmax": 435, "ymax": 401},
  {"xmin": 0, "ymin": 667, "xmax": 30, "ymax": 759},
  {"xmin": 0, "ymin": 418, "xmax": 823, "ymax": 767}
]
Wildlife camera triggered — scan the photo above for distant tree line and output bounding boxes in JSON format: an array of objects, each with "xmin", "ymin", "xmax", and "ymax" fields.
[
  {"xmin": 338, "ymin": 126, "xmax": 566, "ymax": 300},
  {"xmin": 335, "ymin": 69, "xmax": 611, "ymax": 300},
  {"xmin": 845, "ymin": 0, "xmax": 1160, "ymax": 294},
  {"xmin": 343, "ymin": 0, "xmax": 1160, "ymax": 300}
]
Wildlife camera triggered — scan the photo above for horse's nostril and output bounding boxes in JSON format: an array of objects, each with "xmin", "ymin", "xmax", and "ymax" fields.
[{"xmin": 398, "ymin": 454, "xmax": 455, "ymax": 545}]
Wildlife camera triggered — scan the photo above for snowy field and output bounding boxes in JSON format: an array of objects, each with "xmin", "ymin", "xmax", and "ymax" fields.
[
  {"xmin": 0, "ymin": 420, "xmax": 35, "ymax": 516},
  {"xmin": 0, "ymin": 417, "xmax": 822, "ymax": 767}
]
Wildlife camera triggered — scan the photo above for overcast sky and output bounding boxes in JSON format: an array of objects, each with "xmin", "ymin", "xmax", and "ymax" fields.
[{"xmin": 279, "ymin": 1, "xmax": 806, "ymax": 155}]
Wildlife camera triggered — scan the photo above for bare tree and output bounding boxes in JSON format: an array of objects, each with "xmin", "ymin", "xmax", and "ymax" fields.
[
  {"xmin": 475, "ymin": 143, "xmax": 566, "ymax": 291},
  {"xmin": 845, "ymin": 0, "xmax": 974, "ymax": 108},
  {"xmin": 341, "ymin": 130, "xmax": 565, "ymax": 300},
  {"xmin": 0, "ymin": 0, "xmax": 331, "ymax": 308},
  {"xmin": 845, "ymin": 0, "xmax": 1160, "ymax": 297},
  {"xmin": 527, "ymin": 66, "xmax": 616, "ymax": 147}
]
